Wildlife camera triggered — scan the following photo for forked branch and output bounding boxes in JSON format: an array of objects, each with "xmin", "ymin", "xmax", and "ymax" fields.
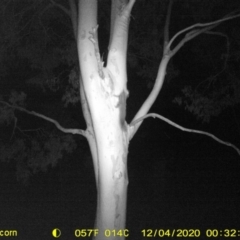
[
  {"xmin": 166, "ymin": 11, "xmax": 240, "ymax": 57},
  {"xmin": 130, "ymin": 8, "xmax": 240, "ymax": 140}
]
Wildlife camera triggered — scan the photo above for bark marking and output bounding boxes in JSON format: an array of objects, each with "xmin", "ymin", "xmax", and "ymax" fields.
[{"xmin": 111, "ymin": 155, "xmax": 122, "ymax": 179}]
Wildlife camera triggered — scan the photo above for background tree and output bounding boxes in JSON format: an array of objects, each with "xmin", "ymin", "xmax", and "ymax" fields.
[{"xmin": 0, "ymin": 0, "xmax": 240, "ymax": 239}]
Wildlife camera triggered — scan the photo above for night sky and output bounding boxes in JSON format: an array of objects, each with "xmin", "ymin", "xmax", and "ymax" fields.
[{"xmin": 0, "ymin": 0, "xmax": 240, "ymax": 239}]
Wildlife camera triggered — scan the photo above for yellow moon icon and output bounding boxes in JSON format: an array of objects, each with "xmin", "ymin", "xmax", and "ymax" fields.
[{"xmin": 52, "ymin": 228, "xmax": 61, "ymax": 238}]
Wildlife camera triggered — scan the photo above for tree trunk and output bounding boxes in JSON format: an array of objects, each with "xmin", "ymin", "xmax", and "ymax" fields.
[{"xmin": 76, "ymin": 0, "xmax": 135, "ymax": 239}]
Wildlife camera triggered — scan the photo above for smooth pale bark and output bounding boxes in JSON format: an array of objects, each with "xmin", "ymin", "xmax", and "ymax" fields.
[{"xmin": 77, "ymin": 0, "xmax": 134, "ymax": 239}]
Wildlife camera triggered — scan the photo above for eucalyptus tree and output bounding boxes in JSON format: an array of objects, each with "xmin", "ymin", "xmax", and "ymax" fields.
[
  {"xmin": 72, "ymin": 2, "xmax": 240, "ymax": 238},
  {"xmin": 1, "ymin": 1, "xmax": 240, "ymax": 239}
]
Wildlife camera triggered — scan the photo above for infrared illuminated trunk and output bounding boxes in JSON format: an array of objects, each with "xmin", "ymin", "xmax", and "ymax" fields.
[{"xmin": 76, "ymin": 0, "xmax": 135, "ymax": 239}]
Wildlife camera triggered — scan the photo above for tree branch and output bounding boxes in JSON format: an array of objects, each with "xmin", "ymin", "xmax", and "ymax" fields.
[
  {"xmin": 130, "ymin": 10, "xmax": 240, "ymax": 139},
  {"xmin": 167, "ymin": 12, "xmax": 240, "ymax": 57},
  {"xmin": 129, "ymin": 56, "xmax": 170, "ymax": 138},
  {"xmin": 69, "ymin": 0, "xmax": 78, "ymax": 41},
  {"xmin": 163, "ymin": 0, "xmax": 173, "ymax": 51},
  {"xmin": 130, "ymin": 113, "xmax": 240, "ymax": 156},
  {"xmin": 170, "ymin": 24, "xmax": 216, "ymax": 57},
  {"xmin": 108, "ymin": 0, "xmax": 136, "ymax": 92},
  {"xmin": 0, "ymin": 101, "xmax": 86, "ymax": 137}
]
